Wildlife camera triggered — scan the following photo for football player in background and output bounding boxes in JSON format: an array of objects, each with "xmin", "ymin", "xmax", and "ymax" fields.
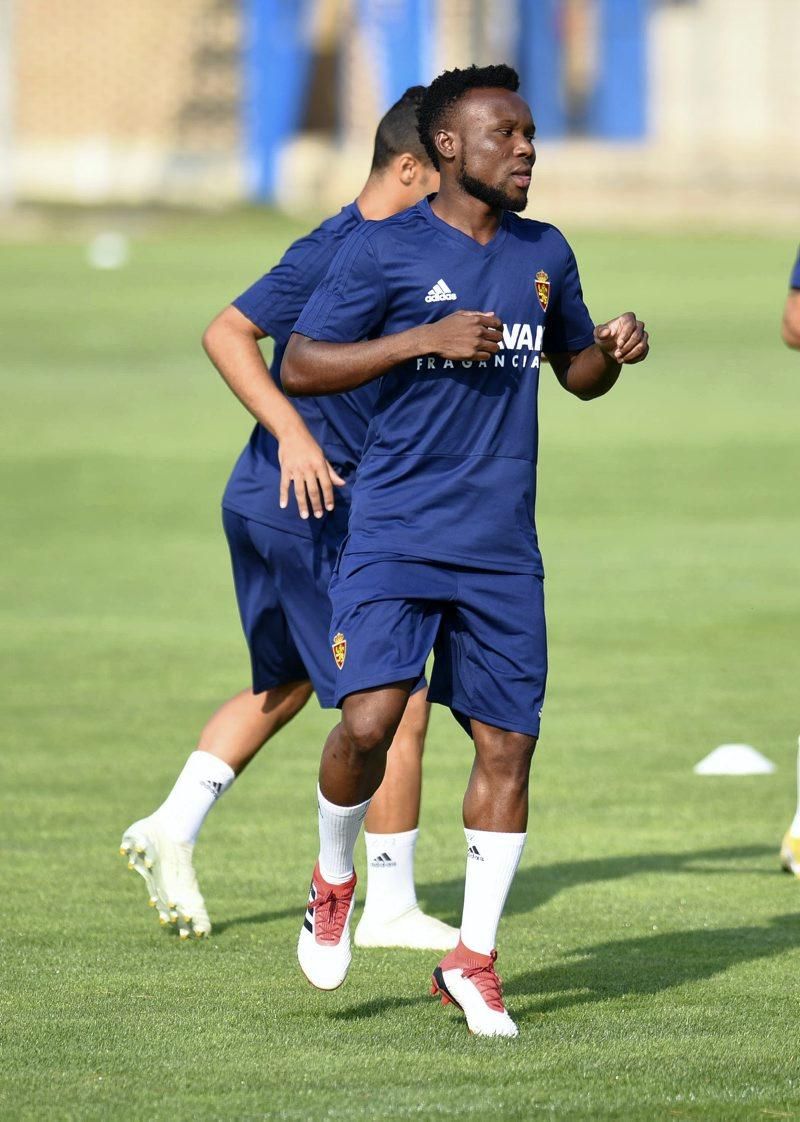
[
  {"xmin": 780, "ymin": 739, "xmax": 800, "ymax": 875},
  {"xmin": 779, "ymin": 249, "xmax": 800, "ymax": 871},
  {"xmin": 120, "ymin": 87, "xmax": 458, "ymax": 954},
  {"xmin": 780, "ymin": 247, "xmax": 800, "ymax": 349}
]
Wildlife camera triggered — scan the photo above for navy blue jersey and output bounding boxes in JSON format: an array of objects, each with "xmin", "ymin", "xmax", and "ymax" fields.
[
  {"xmin": 294, "ymin": 197, "xmax": 595, "ymax": 573},
  {"xmin": 222, "ymin": 202, "xmax": 378, "ymax": 534},
  {"xmin": 791, "ymin": 248, "xmax": 800, "ymax": 289}
]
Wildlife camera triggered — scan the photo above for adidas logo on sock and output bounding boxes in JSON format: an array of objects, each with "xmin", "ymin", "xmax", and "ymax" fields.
[
  {"xmin": 467, "ymin": 844, "xmax": 484, "ymax": 862},
  {"xmin": 370, "ymin": 852, "xmax": 397, "ymax": 868},
  {"xmin": 200, "ymin": 778, "xmax": 224, "ymax": 798},
  {"xmin": 424, "ymin": 278, "xmax": 457, "ymax": 303}
]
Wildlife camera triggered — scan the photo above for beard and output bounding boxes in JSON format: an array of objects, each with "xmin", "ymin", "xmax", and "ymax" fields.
[{"xmin": 457, "ymin": 149, "xmax": 528, "ymax": 213}]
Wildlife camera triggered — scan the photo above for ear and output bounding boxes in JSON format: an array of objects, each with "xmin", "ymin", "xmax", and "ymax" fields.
[
  {"xmin": 397, "ymin": 153, "xmax": 418, "ymax": 186},
  {"xmin": 434, "ymin": 127, "xmax": 456, "ymax": 165}
]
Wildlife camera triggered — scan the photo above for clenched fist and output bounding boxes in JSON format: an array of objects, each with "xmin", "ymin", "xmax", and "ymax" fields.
[
  {"xmin": 420, "ymin": 310, "xmax": 504, "ymax": 362},
  {"xmin": 594, "ymin": 312, "xmax": 649, "ymax": 365}
]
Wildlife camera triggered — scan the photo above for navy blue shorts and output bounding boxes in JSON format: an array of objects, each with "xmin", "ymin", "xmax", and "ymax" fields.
[
  {"xmin": 223, "ymin": 508, "xmax": 340, "ymax": 706},
  {"xmin": 329, "ymin": 552, "xmax": 547, "ymax": 738},
  {"xmin": 224, "ymin": 511, "xmax": 427, "ymax": 707}
]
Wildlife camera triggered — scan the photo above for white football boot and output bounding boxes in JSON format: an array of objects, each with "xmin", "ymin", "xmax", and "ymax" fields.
[
  {"xmin": 120, "ymin": 817, "xmax": 211, "ymax": 938},
  {"xmin": 431, "ymin": 940, "xmax": 519, "ymax": 1038},
  {"xmin": 297, "ymin": 863, "xmax": 357, "ymax": 990},
  {"xmin": 355, "ymin": 904, "xmax": 459, "ymax": 950},
  {"xmin": 780, "ymin": 830, "xmax": 800, "ymax": 877}
]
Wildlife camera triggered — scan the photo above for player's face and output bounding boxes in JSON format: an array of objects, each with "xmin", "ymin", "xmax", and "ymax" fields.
[{"xmin": 454, "ymin": 88, "xmax": 536, "ymax": 212}]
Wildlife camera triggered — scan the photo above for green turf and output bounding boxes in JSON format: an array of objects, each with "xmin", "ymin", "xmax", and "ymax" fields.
[{"xmin": 2, "ymin": 210, "xmax": 800, "ymax": 1120}]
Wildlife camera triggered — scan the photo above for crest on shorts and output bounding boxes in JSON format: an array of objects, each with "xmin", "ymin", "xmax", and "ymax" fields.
[
  {"xmin": 534, "ymin": 269, "xmax": 550, "ymax": 312},
  {"xmin": 331, "ymin": 632, "xmax": 347, "ymax": 670}
]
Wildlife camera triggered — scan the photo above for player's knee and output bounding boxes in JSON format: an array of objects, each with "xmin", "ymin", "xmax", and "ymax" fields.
[
  {"xmin": 282, "ymin": 680, "xmax": 314, "ymax": 719},
  {"xmin": 480, "ymin": 731, "xmax": 537, "ymax": 782},
  {"xmin": 341, "ymin": 709, "xmax": 390, "ymax": 753},
  {"xmin": 505, "ymin": 734, "xmax": 537, "ymax": 785},
  {"xmin": 342, "ymin": 707, "xmax": 397, "ymax": 757},
  {"xmin": 387, "ymin": 719, "xmax": 426, "ymax": 763},
  {"xmin": 392, "ymin": 692, "xmax": 429, "ymax": 760},
  {"xmin": 258, "ymin": 680, "xmax": 313, "ymax": 731}
]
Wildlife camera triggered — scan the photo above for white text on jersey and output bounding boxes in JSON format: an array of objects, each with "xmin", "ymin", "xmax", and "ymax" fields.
[{"xmin": 415, "ymin": 324, "xmax": 544, "ymax": 372}]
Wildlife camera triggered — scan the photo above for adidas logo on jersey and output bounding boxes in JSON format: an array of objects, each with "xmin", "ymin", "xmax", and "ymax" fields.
[{"xmin": 425, "ymin": 278, "xmax": 457, "ymax": 303}]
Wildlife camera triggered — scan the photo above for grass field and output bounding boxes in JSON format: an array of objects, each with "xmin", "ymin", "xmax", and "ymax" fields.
[{"xmin": 2, "ymin": 209, "xmax": 800, "ymax": 1120}]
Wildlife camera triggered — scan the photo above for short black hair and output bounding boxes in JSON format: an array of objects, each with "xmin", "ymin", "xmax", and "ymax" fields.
[
  {"xmin": 417, "ymin": 64, "xmax": 520, "ymax": 169},
  {"xmin": 370, "ymin": 85, "xmax": 431, "ymax": 172}
]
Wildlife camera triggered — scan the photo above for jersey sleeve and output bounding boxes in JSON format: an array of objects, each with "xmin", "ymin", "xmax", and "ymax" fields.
[
  {"xmin": 790, "ymin": 248, "xmax": 800, "ymax": 290},
  {"xmin": 292, "ymin": 229, "xmax": 388, "ymax": 343},
  {"xmin": 543, "ymin": 240, "xmax": 596, "ymax": 355},
  {"xmin": 232, "ymin": 234, "xmax": 322, "ymax": 341}
]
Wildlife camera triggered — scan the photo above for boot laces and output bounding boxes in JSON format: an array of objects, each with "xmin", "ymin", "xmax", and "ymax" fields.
[
  {"xmin": 462, "ymin": 950, "xmax": 505, "ymax": 1012},
  {"xmin": 309, "ymin": 884, "xmax": 352, "ymax": 944}
]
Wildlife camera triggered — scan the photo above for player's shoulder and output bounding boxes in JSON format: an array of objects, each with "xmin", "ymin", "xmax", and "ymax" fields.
[
  {"xmin": 355, "ymin": 202, "xmax": 429, "ymax": 250},
  {"xmin": 280, "ymin": 202, "xmax": 363, "ymax": 265},
  {"xmin": 505, "ymin": 213, "xmax": 573, "ymax": 254}
]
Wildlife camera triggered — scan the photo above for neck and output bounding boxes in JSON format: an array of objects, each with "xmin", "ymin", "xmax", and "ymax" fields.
[
  {"xmin": 430, "ymin": 180, "xmax": 501, "ymax": 245},
  {"xmin": 356, "ymin": 172, "xmax": 408, "ymax": 221}
]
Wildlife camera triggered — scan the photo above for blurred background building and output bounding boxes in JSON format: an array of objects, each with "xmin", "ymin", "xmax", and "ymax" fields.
[{"xmin": 3, "ymin": 0, "xmax": 799, "ymax": 228}]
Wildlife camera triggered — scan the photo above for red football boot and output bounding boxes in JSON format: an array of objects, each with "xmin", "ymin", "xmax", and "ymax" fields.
[
  {"xmin": 297, "ymin": 862, "xmax": 357, "ymax": 990},
  {"xmin": 431, "ymin": 938, "xmax": 518, "ymax": 1037}
]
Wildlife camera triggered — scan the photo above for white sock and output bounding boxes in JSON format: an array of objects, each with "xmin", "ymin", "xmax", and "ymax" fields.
[
  {"xmin": 460, "ymin": 828, "xmax": 526, "ymax": 955},
  {"xmin": 317, "ymin": 784, "xmax": 370, "ymax": 885},
  {"xmin": 154, "ymin": 751, "xmax": 235, "ymax": 845},
  {"xmin": 791, "ymin": 736, "xmax": 800, "ymax": 836},
  {"xmin": 362, "ymin": 828, "xmax": 419, "ymax": 920}
]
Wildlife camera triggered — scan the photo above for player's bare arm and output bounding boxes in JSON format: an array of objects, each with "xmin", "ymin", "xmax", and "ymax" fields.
[
  {"xmin": 282, "ymin": 310, "xmax": 502, "ymax": 396},
  {"xmin": 781, "ymin": 290, "xmax": 800, "ymax": 349},
  {"xmin": 549, "ymin": 311, "xmax": 649, "ymax": 401},
  {"xmin": 203, "ymin": 304, "xmax": 344, "ymax": 517}
]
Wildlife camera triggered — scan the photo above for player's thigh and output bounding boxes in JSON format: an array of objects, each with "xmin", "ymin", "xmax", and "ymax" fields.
[
  {"xmin": 329, "ymin": 554, "xmax": 449, "ymax": 705},
  {"xmin": 223, "ymin": 510, "xmax": 309, "ymax": 693},
  {"xmin": 432, "ymin": 569, "xmax": 547, "ymax": 737}
]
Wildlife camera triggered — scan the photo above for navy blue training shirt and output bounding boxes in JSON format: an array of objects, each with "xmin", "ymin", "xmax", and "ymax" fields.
[
  {"xmin": 222, "ymin": 202, "xmax": 377, "ymax": 535},
  {"xmin": 293, "ymin": 197, "xmax": 595, "ymax": 574}
]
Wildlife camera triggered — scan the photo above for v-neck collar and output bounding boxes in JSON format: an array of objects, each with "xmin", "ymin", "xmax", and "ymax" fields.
[{"xmin": 418, "ymin": 195, "xmax": 508, "ymax": 255}]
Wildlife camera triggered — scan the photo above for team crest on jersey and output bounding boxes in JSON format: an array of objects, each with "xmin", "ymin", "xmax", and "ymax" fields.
[
  {"xmin": 535, "ymin": 270, "xmax": 550, "ymax": 312},
  {"xmin": 331, "ymin": 632, "xmax": 347, "ymax": 670}
]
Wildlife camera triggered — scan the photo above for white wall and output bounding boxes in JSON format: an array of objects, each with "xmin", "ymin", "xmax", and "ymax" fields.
[{"xmin": 651, "ymin": 0, "xmax": 800, "ymax": 182}]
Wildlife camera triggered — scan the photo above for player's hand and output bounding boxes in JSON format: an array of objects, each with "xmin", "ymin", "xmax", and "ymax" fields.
[
  {"xmin": 423, "ymin": 310, "xmax": 503, "ymax": 362},
  {"xmin": 278, "ymin": 426, "xmax": 345, "ymax": 519},
  {"xmin": 594, "ymin": 312, "xmax": 649, "ymax": 364}
]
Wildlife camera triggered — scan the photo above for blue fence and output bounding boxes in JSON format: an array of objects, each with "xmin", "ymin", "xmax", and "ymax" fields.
[{"xmin": 242, "ymin": 0, "xmax": 649, "ymax": 201}]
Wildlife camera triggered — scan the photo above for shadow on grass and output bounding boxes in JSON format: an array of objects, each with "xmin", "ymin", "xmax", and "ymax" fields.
[
  {"xmin": 212, "ymin": 845, "xmax": 775, "ymax": 936},
  {"xmin": 327, "ymin": 994, "xmax": 428, "ymax": 1021},
  {"xmin": 213, "ymin": 906, "xmax": 297, "ymax": 933},
  {"xmin": 417, "ymin": 844, "xmax": 777, "ymax": 926},
  {"xmin": 508, "ymin": 912, "xmax": 800, "ymax": 1020}
]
